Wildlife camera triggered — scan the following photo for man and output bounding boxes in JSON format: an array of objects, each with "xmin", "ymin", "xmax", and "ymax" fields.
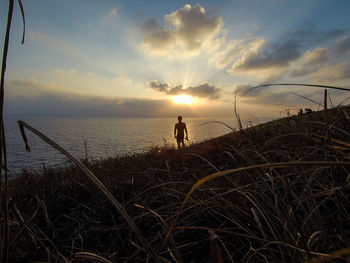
[{"xmin": 174, "ymin": 116, "xmax": 188, "ymax": 149}]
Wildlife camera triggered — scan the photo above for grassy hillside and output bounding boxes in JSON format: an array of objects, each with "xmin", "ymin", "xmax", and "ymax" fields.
[{"xmin": 5, "ymin": 106, "xmax": 350, "ymax": 262}]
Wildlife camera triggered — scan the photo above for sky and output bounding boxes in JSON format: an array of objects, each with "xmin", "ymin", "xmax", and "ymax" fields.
[{"xmin": 1, "ymin": 0, "xmax": 350, "ymax": 119}]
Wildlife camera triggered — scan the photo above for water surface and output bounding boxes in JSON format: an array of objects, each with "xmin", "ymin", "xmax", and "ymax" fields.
[{"xmin": 5, "ymin": 116, "xmax": 235, "ymax": 176}]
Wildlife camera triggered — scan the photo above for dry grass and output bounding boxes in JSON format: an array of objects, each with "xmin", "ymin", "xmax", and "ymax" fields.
[{"xmin": 4, "ymin": 106, "xmax": 350, "ymax": 262}]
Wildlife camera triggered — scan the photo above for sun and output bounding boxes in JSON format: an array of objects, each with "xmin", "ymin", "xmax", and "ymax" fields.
[{"xmin": 172, "ymin": 95, "xmax": 193, "ymax": 104}]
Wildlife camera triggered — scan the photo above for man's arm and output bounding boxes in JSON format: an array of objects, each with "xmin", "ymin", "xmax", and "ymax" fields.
[
  {"xmin": 174, "ymin": 125, "xmax": 177, "ymax": 138},
  {"xmin": 185, "ymin": 125, "xmax": 188, "ymax": 140}
]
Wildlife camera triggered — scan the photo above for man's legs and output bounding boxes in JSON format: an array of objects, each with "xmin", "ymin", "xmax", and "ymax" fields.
[{"xmin": 177, "ymin": 137, "xmax": 184, "ymax": 149}]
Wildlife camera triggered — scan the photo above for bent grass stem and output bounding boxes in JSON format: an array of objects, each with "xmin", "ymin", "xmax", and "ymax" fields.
[{"xmin": 17, "ymin": 120, "xmax": 161, "ymax": 263}]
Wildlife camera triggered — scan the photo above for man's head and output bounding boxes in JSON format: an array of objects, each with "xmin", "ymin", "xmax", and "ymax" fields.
[{"xmin": 178, "ymin": 116, "xmax": 182, "ymax": 122}]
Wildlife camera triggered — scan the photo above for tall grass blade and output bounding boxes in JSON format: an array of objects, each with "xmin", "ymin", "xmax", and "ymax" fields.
[
  {"xmin": 290, "ymin": 92, "xmax": 323, "ymax": 107},
  {"xmin": 242, "ymin": 83, "xmax": 350, "ymax": 98},
  {"xmin": 17, "ymin": 0, "xmax": 25, "ymax": 44},
  {"xmin": 166, "ymin": 161, "xmax": 350, "ymax": 240},
  {"xmin": 307, "ymin": 248, "xmax": 350, "ymax": 263},
  {"xmin": 209, "ymin": 230, "xmax": 222, "ymax": 263},
  {"xmin": 0, "ymin": 1, "xmax": 15, "ymax": 262},
  {"xmin": 75, "ymin": 252, "xmax": 113, "ymax": 263},
  {"xmin": 1, "ymin": 121, "xmax": 9, "ymax": 263},
  {"xmin": 0, "ymin": 0, "xmax": 14, "ymax": 112},
  {"xmin": 17, "ymin": 120, "xmax": 161, "ymax": 262},
  {"xmin": 185, "ymin": 152, "xmax": 220, "ymax": 172},
  {"xmin": 10, "ymin": 199, "xmax": 40, "ymax": 245},
  {"xmin": 134, "ymin": 203, "xmax": 183, "ymax": 263},
  {"xmin": 233, "ymin": 91, "xmax": 242, "ymax": 130},
  {"xmin": 337, "ymin": 95, "xmax": 350, "ymax": 107},
  {"xmin": 198, "ymin": 121, "xmax": 235, "ymax": 132}
]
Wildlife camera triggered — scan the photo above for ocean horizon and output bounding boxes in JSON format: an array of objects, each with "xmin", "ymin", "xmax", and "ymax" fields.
[{"xmin": 4, "ymin": 115, "xmax": 237, "ymax": 176}]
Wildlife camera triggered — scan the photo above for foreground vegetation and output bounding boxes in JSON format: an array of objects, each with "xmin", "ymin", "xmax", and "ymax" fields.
[{"xmin": 4, "ymin": 106, "xmax": 350, "ymax": 262}]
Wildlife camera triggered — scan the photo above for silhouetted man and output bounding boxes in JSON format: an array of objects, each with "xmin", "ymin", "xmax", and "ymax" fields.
[{"xmin": 174, "ymin": 116, "xmax": 188, "ymax": 149}]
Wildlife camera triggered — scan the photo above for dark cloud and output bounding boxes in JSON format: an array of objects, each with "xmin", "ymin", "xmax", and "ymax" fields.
[
  {"xmin": 289, "ymin": 23, "xmax": 345, "ymax": 46},
  {"xmin": 245, "ymin": 92, "xmax": 321, "ymax": 107},
  {"xmin": 166, "ymin": 85, "xmax": 184, "ymax": 95},
  {"xmin": 183, "ymin": 83, "xmax": 220, "ymax": 99},
  {"xmin": 229, "ymin": 24, "xmax": 346, "ymax": 73},
  {"xmin": 149, "ymin": 81, "xmax": 220, "ymax": 99},
  {"xmin": 233, "ymin": 83, "xmax": 329, "ymax": 108},
  {"xmin": 149, "ymin": 80, "xmax": 170, "ymax": 92},
  {"xmin": 142, "ymin": 19, "xmax": 174, "ymax": 50},
  {"xmin": 234, "ymin": 41, "xmax": 301, "ymax": 70}
]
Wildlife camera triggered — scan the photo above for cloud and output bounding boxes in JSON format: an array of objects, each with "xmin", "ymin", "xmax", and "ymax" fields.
[
  {"xmin": 225, "ymin": 24, "xmax": 346, "ymax": 75},
  {"xmin": 233, "ymin": 84, "xmax": 254, "ymax": 96},
  {"xmin": 6, "ymin": 93, "xmax": 173, "ymax": 117},
  {"xmin": 288, "ymin": 24, "xmax": 345, "ymax": 46},
  {"xmin": 5, "ymin": 79, "xmax": 196, "ymax": 117},
  {"xmin": 212, "ymin": 37, "xmax": 266, "ymax": 69},
  {"xmin": 232, "ymin": 83, "xmax": 328, "ymax": 109},
  {"xmin": 11, "ymin": 78, "xmax": 40, "ymax": 90},
  {"xmin": 8, "ymin": 78, "xmax": 65, "ymax": 97},
  {"xmin": 53, "ymin": 68, "xmax": 78, "ymax": 75},
  {"xmin": 5, "ymin": 78, "xmax": 229, "ymax": 117},
  {"xmin": 148, "ymin": 80, "xmax": 170, "ymax": 92},
  {"xmin": 231, "ymin": 40, "xmax": 301, "ymax": 71},
  {"xmin": 141, "ymin": 4, "xmax": 222, "ymax": 57},
  {"xmin": 170, "ymin": 83, "xmax": 221, "ymax": 99},
  {"xmin": 333, "ymin": 36, "xmax": 350, "ymax": 56},
  {"xmin": 113, "ymin": 75, "xmax": 133, "ymax": 87},
  {"xmin": 108, "ymin": 7, "xmax": 118, "ymax": 17},
  {"xmin": 103, "ymin": 7, "xmax": 118, "ymax": 22},
  {"xmin": 233, "ymin": 83, "xmax": 276, "ymax": 98},
  {"xmin": 300, "ymin": 47, "xmax": 328, "ymax": 66},
  {"xmin": 310, "ymin": 62, "xmax": 350, "ymax": 82},
  {"xmin": 289, "ymin": 67, "xmax": 313, "ymax": 78},
  {"xmin": 289, "ymin": 47, "xmax": 328, "ymax": 77},
  {"xmin": 28, "ymin": 32, "xmax": 88, "ymax": 62},
  {"xmin": 6, "ymin": 71, "xmax": 151, "ymax": 104},
  {"xmin": 149, "ymin": 81, "xmax": 220, "ymax": 99},
  {"xmin": 286, "ymin": 37, "xmax": 350, "ymax": 82},
  {"xmin": 6, "ymin": 91, "xmax": 239, "ymax": 117}
]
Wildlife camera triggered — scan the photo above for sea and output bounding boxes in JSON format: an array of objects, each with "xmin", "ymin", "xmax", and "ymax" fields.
[{"xmin": 4, "ymin": 115, "xmax": 236, "ymax": 177}]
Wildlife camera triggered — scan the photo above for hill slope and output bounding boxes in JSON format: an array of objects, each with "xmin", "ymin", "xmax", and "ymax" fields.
[{"xmin": 6, "ymin": 106, "xmax": 350, "ymax": 262}]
